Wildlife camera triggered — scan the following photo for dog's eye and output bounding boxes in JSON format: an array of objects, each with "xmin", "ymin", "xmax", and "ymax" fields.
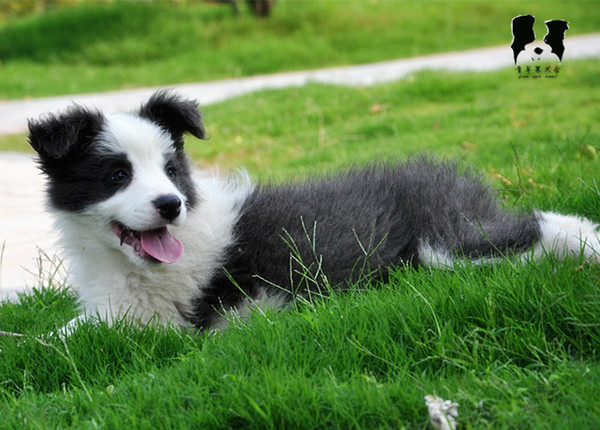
[
  {"xmin": 109, "ymin": 169, "xmax": 130, "ymax": 184},
  {"xmin": 166, "ymin": 165, "xmax": 177, "ymax": 178}
]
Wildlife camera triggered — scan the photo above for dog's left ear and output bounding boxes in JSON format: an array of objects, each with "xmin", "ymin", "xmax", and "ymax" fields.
[{"xmin": 138, "ymin": 90, "xmax": 206, "ymax": 146}]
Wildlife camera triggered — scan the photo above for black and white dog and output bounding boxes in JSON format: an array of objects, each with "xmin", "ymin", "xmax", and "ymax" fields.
[{"xmin": 28, "ymin": 90, "xmax": 600, "ymax": 331}]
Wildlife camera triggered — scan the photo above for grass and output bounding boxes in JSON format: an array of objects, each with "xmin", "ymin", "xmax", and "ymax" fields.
[
  {"xmin": 0, "ymin": 0, "xmax": 598, "ymax": 99},
  {"xmin": 1, "ymin": 58, "xmax": 600, "ymax": 427},
  {"xmin": 2, "ymin": 259, "xmax": 600, "ymax": 427},
  {"xmin": 195, "ymin": 60, "xmax": 600, "ymax": 182},
  {"xmin": 2, "ymin": 0, "xmax": 600, "ymax": 427}
]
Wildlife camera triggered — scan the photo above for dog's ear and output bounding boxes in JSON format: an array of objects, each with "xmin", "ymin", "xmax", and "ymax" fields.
[
  {"xmin": 138, "ymin": 90, "xmax": 206, "ymax": 146},
  {"xmin": 28, "ymin": 106, "xmax": 105, "ymax": 161}
]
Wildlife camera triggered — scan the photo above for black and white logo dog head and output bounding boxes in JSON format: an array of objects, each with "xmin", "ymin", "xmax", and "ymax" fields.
[{"xmin": 511, "ymin": 15, "xmax": 569, "ymax": 65}]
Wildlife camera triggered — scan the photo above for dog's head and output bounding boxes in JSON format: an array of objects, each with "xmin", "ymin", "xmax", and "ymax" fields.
[{"xmin": 28, "ymin": 90, "xmax": 205, "ymax": 265}]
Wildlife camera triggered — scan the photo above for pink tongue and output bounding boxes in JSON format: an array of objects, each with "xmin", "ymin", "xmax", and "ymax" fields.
[{"xmin": 140, "ymin": 227, "xmax": 183, "ymax": 263}]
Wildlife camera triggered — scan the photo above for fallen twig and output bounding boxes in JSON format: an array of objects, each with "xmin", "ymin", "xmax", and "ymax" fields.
[
  {"xmin": 0, "ymin": 330, "xmax": 51, "ymax": 347},
  {"xmin": 0, "ymin": 330, "xmax": 24, "ymax": 338}
]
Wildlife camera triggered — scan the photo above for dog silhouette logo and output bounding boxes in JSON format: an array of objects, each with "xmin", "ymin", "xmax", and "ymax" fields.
[{"xmin": 511, "ymin": 15, "xmax": 569, "ymax": 65}]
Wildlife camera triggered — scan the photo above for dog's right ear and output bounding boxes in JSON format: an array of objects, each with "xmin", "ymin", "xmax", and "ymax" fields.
[{"xmin": 28, "ymin": 106, "xmax": 105, "ymax": 161}]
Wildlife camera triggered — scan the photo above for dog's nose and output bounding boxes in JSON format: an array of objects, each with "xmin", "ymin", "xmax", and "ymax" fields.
[{"xmin": 153, "ymin": 195, "xmax": 182, "ymax": 222}]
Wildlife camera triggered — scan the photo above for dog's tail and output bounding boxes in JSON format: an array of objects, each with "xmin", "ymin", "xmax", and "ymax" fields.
[
  {"xmin": 530, "ymin": 211, "xmax": 600, "ymax": 261},
  {"xmin": 418, "ymin": 211, "xmax": 600, "ymax": 268}
]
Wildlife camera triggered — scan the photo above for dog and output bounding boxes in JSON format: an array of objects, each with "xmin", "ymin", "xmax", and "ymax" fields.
[{"xmin": 28, "ymin": 90, "xmax": 600, "ymax": 332}]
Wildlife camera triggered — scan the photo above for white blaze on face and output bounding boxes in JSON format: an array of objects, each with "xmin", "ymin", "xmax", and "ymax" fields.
[
  {"xmin": 93, "ymin": 114, "xmax": 188, "ymax": 230},
  {"xmin": 76, "ymin": 114, "xmax": 189, "ymax": 264}
]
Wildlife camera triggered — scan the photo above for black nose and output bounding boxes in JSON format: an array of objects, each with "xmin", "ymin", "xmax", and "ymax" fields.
[{"xmin": 153, "ymin": 195, "xmax": 182, "ymax": 222}]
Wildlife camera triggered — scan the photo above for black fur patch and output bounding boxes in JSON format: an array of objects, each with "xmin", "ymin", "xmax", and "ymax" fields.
[
  {"xmin": 164, "ymin": 149, "xmax": 199, "ymax": 210},
  {"xmin": 193, "ymin": 158, "xmax": 541, "ymax": 328},
  {"xmin": 138, "ymin": 89, "xmax": 206, "ymax": 147},
  {"xmin": 27, "ymin": 106, "xmax": 117, "ymax": 211}
]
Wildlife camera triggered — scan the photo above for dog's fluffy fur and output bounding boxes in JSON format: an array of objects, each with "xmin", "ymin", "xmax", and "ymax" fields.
[{"xmin": 28, "ymin": 91, "xmax": 600, "ymax": 331}]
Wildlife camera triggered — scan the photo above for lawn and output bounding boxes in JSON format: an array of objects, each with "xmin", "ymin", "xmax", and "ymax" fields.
[
  {"xmin": 0, "ymin": 0, "xmax": 598, "ymax": 100},
  {"xmin": 2, "ymin": 1, "xmax": 600, "ymax": 428}
]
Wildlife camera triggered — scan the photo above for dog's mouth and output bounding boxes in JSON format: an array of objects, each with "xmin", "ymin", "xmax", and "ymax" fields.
[{"xmin": 111, "ymin": 221, "xmax": 183, "ymax": 264}]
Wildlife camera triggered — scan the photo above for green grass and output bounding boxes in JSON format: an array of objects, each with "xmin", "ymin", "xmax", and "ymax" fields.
[
  {"xmin": 0, "ymin": 0, "xmax": 598, "ymax": 99},
  {"xmin": 2, "ymin": 58, "xmax": 600, "ymax": 427},
  {"xmin": 2, "ymin": 259, "xmax": 600, "ymax": 428}
]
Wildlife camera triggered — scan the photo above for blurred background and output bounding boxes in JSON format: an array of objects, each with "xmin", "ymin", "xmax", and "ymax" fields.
[{"xmin": 1, "ymin": 0, "xmax": 597, "ymax": 100}]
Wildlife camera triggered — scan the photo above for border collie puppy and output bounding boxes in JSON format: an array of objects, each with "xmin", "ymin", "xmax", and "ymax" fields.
[{"xmin": 28, "ymin": 90, "xmax": 600, "ymax": 332}]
